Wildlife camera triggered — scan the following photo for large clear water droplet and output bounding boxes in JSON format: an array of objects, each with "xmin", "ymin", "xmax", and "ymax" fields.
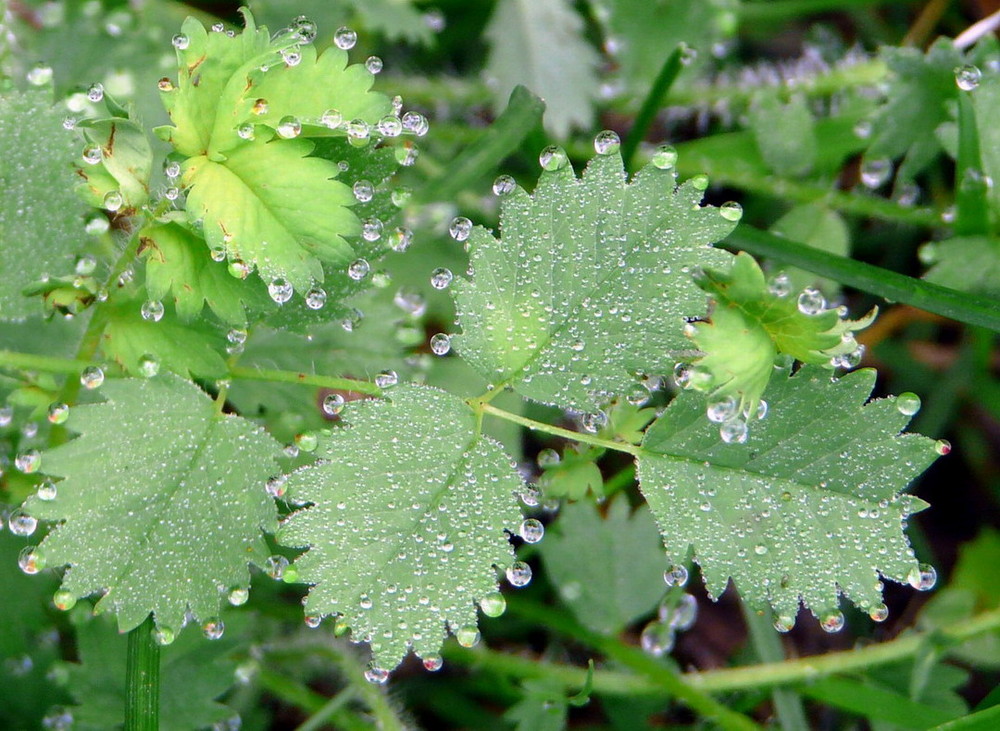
[
  {"xmin": 955, "ymin": 64, "xmax": 982, "ymax": 91},
  {"xmin": 593, "ymin": 130, "xmax": 621, "ymax": 155},
  {"xmin": 334, "ymin": 27, "xmax": 357, "ymax": 50},
  {"xmin": 506, "ymin": 561, "xmax": 532, "ymax": 587},
  {"xmin": 539, "ymin": 145, "xmax": 568, "ymax": 171}
]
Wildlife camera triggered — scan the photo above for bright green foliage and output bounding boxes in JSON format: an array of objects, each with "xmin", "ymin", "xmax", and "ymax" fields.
[
  {"xmin": 452, "ymin": 150, "xmax": 736, "ymax": 413},
  {"xmin": 75, "ymin": 116, "xmax": 153, "ymax": 213},
  {"xmin": 687, "ymin": 252, "xmax": 874, "ymax": 418},
  {"xmin": 484, "ymin": 0, "xmax": 599, "ymax": 138},
  {"xmin": 770, "ymin": 203, "xmax": 850, "ymax": 297},
  {"xmin": 638, "ymin": 366, "xmax": 938, "ymax": 624},
  {"xmin": 539, "ymin": 499, "xmax": 665, "ymax": 634},
  {"xmin": 101, "ymin": 295, "xmax": 228, "ymax": 378},
  {"xmin": 539, "ymin": 446, "xmax": 604, "ymax": 500},
  {"xmin": 972, "ymin": 72, "xmax": 1000, "ymax": 221},
  {"xmin": 0, "ymin": 89, "xmax": 88, "ymax": 321},
  {"xmin": 62, "ymin": 613, "xmax": 241, "ymax": 730},
  {"xmin": 277, "ymin": 385, "xmax": 524, "ymax": 671},
  {"xmin": 748, "ymin": 93, "xmax": 817, "ymax": 178},
  {"xmin": 923, "ymin": 236, "xmax": 1000, "ymax": 298},
  {"xmin": 141, "ymin": 218, "xmax": 271, "ymax": 326},
  {"xmin": 251, "ymin": 0, "xmax": 433, "ymax": 44},
  {"xmin": 24, "ymin": 377, "xmax": 280, "ymax": 635}
]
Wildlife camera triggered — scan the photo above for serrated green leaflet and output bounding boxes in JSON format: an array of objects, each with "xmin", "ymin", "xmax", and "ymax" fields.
[
  {"xmin": 0, "ymin": 89, "xmax": 87, "ymax": 321},
  {"xmin": 182, "ymin": 136, "xmax": 358, "ymax": 292},
  {"xmin": 687, "ymin": 252, "xmax": 874, "ymax": 418},
  {"xmin": 277, "ymin": 385, "xmax": 524, "ymax": 671},
  {"xmin": 452, "ymin": 151, "xmax": 736, "ymax": 413},
  {"xmin": 923, "ymin": 236, "xmax": 1000, "ymax": 298},
  {"xmin": 638, "ymin": 366, "xmax": 938, "ymax": 625},
  {"xmin": 75, "ymin": 116, "xmax": 152, "ymax": 213},
  {"xmin": 23, "ymin": 377, "xmax": 280, "ymax": 635},
  {"xmin": 140, "ymin": 219, "xmax": 271, "ymax": 326}
]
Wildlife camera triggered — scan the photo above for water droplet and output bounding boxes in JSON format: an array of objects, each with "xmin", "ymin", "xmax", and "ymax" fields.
[
  {"xmin": 37, "ymin": 479, "xmax": 58, "ymax": 501},
  {"xmin": 228, "ymin": 587, "xmax": 249, "ymax": 606},
  {"xmin": 141, "ymin": 300, "xmax": 165, "ymax": 322},
  {"xmin": 364, "ymin": 664, "xmax": 389, "ymax": 684},
  {"xmin": 773, "ymin": 614, "xmax": 796, "ymax": 633},
  {"xmin": 268, "ymin": 277, "xmax": 294, "ymax": 304},
  {"xmin": 203, "ymin": 618, "xmax": 225, "ymax": 640},
  {"xmin": 295, "ymin": 432, "xmax": 318, "ymax": 452},
  {"xmin": 375, "ymin": 370, "xmax": 398, "ymax": 388},
  {"xmin": 346, "ymin": 119, "xmax": 370, "ymax": 145},
  {"xmin": 53, "ymin": 590, "xmax": 76, "ymax": 611},
  {"xmin": 365, "ymin": 55, "xmax": 383, "ymax": 74},
  {"xmin": 593, "ymin": 130, "xmax": 621, "ymax": 155},
  {"xmin": 907, "ymin": 563, "xmax": 937, "ymax": 591},
  {"xmin": 449, "ymin": 216, "xmax": 472, "ymax": 242},
  {"xmin": 401, "ymin": 111, "xmax": 429, "ymax": 136},
  {"xmin": 16, "ymin": 449, "xmax": 41, "ymax": 474},
  {"xmin": 172, "ymin": 33, "xmax": 189, "ymax": 49},
  {"xmin": 896, "ymin": 392, "xmax": 921, "ymax": 416},
  {"xmin": 853, "ymin": 119, "xmax": 872, "ymax": 139},
  {"xmin": 292, "ymin": 15, "xmax": 317, "ymax": 43},
  {"xmin": 334, "ymin": 26, "xmax": 357, "ymax": 50},
  {"xmin": 281, "ymin": 48, "xmax": 302, "ymax": 67},
  {"xmin": 103, "ymin": 191, "xmax": 124, "ymax": 212},
  {"xmin": 493, "ymin": 175, "xmax": 516, "ymax": 196},
  {"xmin": 395, "ymin": 140, "xmax": 419, "ymax": 165},
  {"xmin": 422, "ymin": 654, "xmax": 443, "ymax": 672},
  {"xmin": 720, "ymin": 418, "xmax": 748, "ymax": 444},
  {"xmin": 506, "ymin": 560, "xmax": 532, "ymax": 587},
  {"xmin": 18, "ymin": 546, "xmax": 44, "ymax": 574},
  {"xmin": 348, "ymin": 258, "xmax": 370, "ymax": 280},
  {"xmin": 755, "ymin": 400, "xmax": 769, "ymax": 420},
  {"xmin": 935, "ymin": 439, "xmax": 951, "ymax": 456},
  {"xmin": 430, "ymin": 267, "xmax": 453, "ymax": 289},
  {"xmin": 319, "ymin": 109, "xmax": 343, "ymax": 130},
  {"xmin": 430, "ymin": 333, "xmax": 451, "ymax": 355},
  {"xmin": 323, "ymin": 393, "xmax": 346, "ymax": 416},
  {"xmin": 480, "ymin": 592, "xmax": 507, "ymax": 617},
  {"xmin": 82, "ymin": 144, "xmax": 102, "ymax": 165},
  {"xmin": 353, "ymin": 180, "xmax": 374, "ymax": 203},
  {"xmin": 276, "ymin": 115, "xmax": 301, "ymax": 139},
  {"xmin": 869, "ymin": 603, "xmax": 889, "ymax": 622},
  {"xmin": 719, "ymin": 201, "xmax": 743, "ymax": 222},
  {"xmin": 237, "ymin": 123, "xmax": 255, "ymax": 140},
  {"xmin": 955, "ymin": 64, "xmax": 982, "ymax": 91},
  {"xmin": 663, "ymin": 564, "xmax": 689, "ymax": 587},
  {"xmin": 519, "ymin": 518, "xmax": 544, "ymax": 544},
  {"xmin": 305, "ymin": 287, "xmax": 327, "ymax": 310},
  {"xmin": 87, "ymin": 82, "xmax": 104, "ymax": 102},
  {"xmin": 797, "ymin": 288, "xmax": 826, "ymax": 315},
  {"xmin": 819, "ymin": 610, "xmax": 845, "ymax": 633},
  {"xmin": 768, "ymin": 273, "xmax": 791, "ymax": 297},
  {"xmin": 153, "ymin": 626, "xmax": 176, "ymax": 645},
  {"xmin": 706, "ymin": 395, "xmax": 737, "ymax": 423},
  {"xmin": 388, "ymin": 227, "xmax": 414, "ymax": 253},
  {"xmin": 580, "ymin": 410, "xmax": 608, "ymax": 433},
  {"xmin": 690, "ymin": 173, "xmax": 709, "ymax": 190},
  {"xmin": 8, "ymin": 510, "xmax": 37, "ymax": 536},
  {"xmin": 860, "ymin": 158, "xmax": 892, "ymax": 189},
  {"xmin": 157, "ymin": 77, "xmax": 174, "ymax": 92},
  {"xmin": 251, "ymin": 98, "xmax": 269, "ymax": 116},
  {"xmin": 80, "ymin": 366, "xmax": 104, "ymax": 389},
  {"xmin": 539, "ymin": 145, "xmax": 568, "ymax": 171},
  {"xmin": 265, "ymin": 555, "xmax": 289, "ymax": 580},
  {"xmin": 665, "ymin": 594, "xmax": 698, "ymax": 630},
  {"xmin": 455, "ymin": 625, "xmax": 480, "ymax": 648},
  {"xmin": 652, "ymin": 144, "xmax": 678, "ymax": 169},
  {"xmin": 265, "ymin": 476, "xmax": 287, "ymax": 498},
  {"xmin": 640, "ymin": 620, "xmax": 675, "ymax": 656},
  {"xmin": 47, "ymin": 402, "xmax": 69, "ymax": 425},
  {"xmin": 304, "ymin": 614, "xmax": 322, "ymax": 628},
  {"xmin": 27, "ymin": 62, "xmax": 54, "ymax": 86},
  {"xmin": 359, "ymin": 218, "xmax": 384, "ymax": 244}
]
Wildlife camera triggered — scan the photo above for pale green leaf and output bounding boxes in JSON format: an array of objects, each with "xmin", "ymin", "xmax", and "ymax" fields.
[
  {"xmin": 23, "ymin": 376, "xmax": 280, "ymax": 634},
  {"xmin": 452, "ymin": 151, "xmax": 736, "ymax": 413},
  {"xmin": 539, "ymin": 498, "xmax": 665, "ymax": 634},
  {"xmin": 638, "ymin": 366, "xmax": 939, "ymax": 623},
  {"xmin": 923, "ymin": 236, "xmax": 1000, "ymax": 299},
  {"xmin": 0, "ymin": 89, "xmax": 88, "ymax": 321},
  {"xmin": 484, "ymin": 0, "xmax": 599, "ymax": 138},
  {"xmin": 251, "ymin": 0, "xmax": 433, "ymax": 44},
  {"xmin": 770, "ymin": 203, "xmax": 850, "ymax": 297},
  {"xmin": 277, "ymin": 384, "xmax": 524, "ymax": 671},
  {"xmin": 748, "ymin": 93, "xmax": 818, "ymax": 178},
  {"xmin": 75, "ymin": 116, "xmax": 153, "ymax": 213}
]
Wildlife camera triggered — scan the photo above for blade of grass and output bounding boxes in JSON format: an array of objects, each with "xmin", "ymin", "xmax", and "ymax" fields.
[
  {"xmin": 798, "ymin": 677, "xmax": 958, "ymax": 728},
  {"xmin": 931, "ymin": 706, "xmax": 1000, "ymax": 731},
  {"xmin": 726, "ymin": 225, "xmax": 1000, "ymax": 332},
  {"xmin": 741, "ymin": 604, "xmax": 810, "ymax": 731},
  {"xmin": 955, "ymin": 92, "xmax": 990, "ymax": 236},
  {"xmin": 622, "ymin": 46, "xmax": 684, "ymax": 172},
  {"xmin": 125, "ymin": 616, "xmax": 160, "ymax": 731}
]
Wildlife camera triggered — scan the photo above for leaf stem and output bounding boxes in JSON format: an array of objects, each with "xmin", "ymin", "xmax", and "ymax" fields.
[
  {"xmin": 228, "ymin": 366, "xmax": 383, "ymax": 396},
  {"xmin": 294, "ymin": 687, "xmax": 358, "ymax": 731},
  {"xmin": 125, "ymin": 615, "xmax": 160, "ymax": 731},
  {"xmin": 0, "ymin": 350, "xmax": 93, "ymax": 376},
  {"xmin": 478, "ymin": 403, "xmax": 642, "ymax": 457}
]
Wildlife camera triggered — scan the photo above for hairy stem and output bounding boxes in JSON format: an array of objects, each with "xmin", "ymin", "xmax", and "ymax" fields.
[
  {"xmin": 125, "ymin": 616, "xmax": 160, "ymax": 731},
  {"xmin": 477, "ymin": 402, "xmax": 642, "ymax": 456},
  {"xmin": 227, "ymin": 366, "xmax": 383, "ymax": 396}
]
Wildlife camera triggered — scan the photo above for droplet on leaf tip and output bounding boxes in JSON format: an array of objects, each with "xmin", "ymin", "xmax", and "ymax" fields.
[{"xmin": 538, "ymin": 145, "xmax": 568, "ymax": 171}]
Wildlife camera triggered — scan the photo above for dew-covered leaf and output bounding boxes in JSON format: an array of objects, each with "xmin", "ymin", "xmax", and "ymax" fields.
[
  {"xmin": 748, "ymin": 93, "xmax": 818, "ymax": 178},
  {"xmin": 769, "ymin": 203, "xmax": 850, "ymax": 298},
  {"xmin": 484, "ymin": 0, "xmax": 599, "ymax": 138},
  {"xmin": 23, "ymin": 376, "xmax": 280, "ymax": 635},
  {"xmin": 0, "ymin": 89, "xmax": 88, "ymax": 321},
  {"xmin": 250, "ymin": 0, "xmax": 433, "ymax": 45},
  {"xmin": 922, "ymin": 236, "xmax": 1000, "ymax": 298},
  {"xmin": 75, "ymin": 116, "xmax": 153, "ymax": 214},
  {"xmin": 638, "ymin": 366, "xmax": 939, "ymax": 626},
  {"xmin": 452, "ymin": 150, "xmax": 736, "ymax": 413},
  {"xmin": 539, "ymin": 498, "xmax": 665, "ymax": 634},
  {"xmin": 277, "ymin": 384, "xmax": 524, "ymax": 671}
]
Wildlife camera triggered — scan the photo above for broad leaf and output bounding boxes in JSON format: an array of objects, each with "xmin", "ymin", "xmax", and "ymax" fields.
[
  {"xmin": 23, "ymin": 377, "xmax": 280, "ymax": 635},
  {"xmin": 0, "ymin": 89, "xmax": 87, "ymax": 320},
  {"xmin": 452, "ymin": 150, "xmax": 736, "ymax": 413},
  {"xmin": 923, "ymin": 236, "xmax": 1000, "ymax": 299},
  {"xmin": 638, "ymin": 366, "xmax": 939, "ymax": 626},
  {"xmin": 748, "ymin": 93, "xmax": 818, "ymax": 178},
  {"xmin": 278, "ymin": 384, "xmax": 524, "ymax": 671},
  {"xmin": 484, "ymin": 0, "xmax": 599, "ymax": 138}
]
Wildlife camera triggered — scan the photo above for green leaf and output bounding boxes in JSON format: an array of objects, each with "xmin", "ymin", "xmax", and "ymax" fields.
[
  {"xmin": 539, "ymin": 498, "xmax": 666, "ymax": 634},
  {"xmin": 748, "ymin": 93, "xmax": 818, "ymax": 178},
  {"xmin": 770, "ymin": 203, "xmax": 850, "ymax": 298},
  {"xmin": 277, "ymin": 384, "xmax": 524, "ymax": 671},
  {"xmin": 250, "ymin": 0, "xmax": 433, "ymax": 45},
  {"xmin": 140, "ymin": 218, "xmax": 271, "ymax": 326},
  {"xmin": 798, "ymin": 676, "xmax": 958, "ymax": 729},
  {"xmin": 75, "ymin": 115, "xmax": 153, "ymax": 213},
  {"xmin": 0, "ymin": 89, "xmax": 88, "ymax": 321},
  {"xmin": 182, "ymin": 136, "xmax": 359, "ymax": 292},
  {"xmin": 452, "ymin": 150, "xmax": 736, "ymax": 413},
  {"xmin": 638, "ymin": 366, "xmax": 939, "ymax": 625},
  {"xmin": 63, "ymin": 612, "xmax": 243, "ymax": 731},
  {"xmin": 923, "ymin": 236, "xmax": 1000, "ymax": 299},
  {"xmin": 484, "ymin": 0, "xmax": 599, "ymax": 138},
  {"xmin": 539, "ymin": 446, "xmax": 604, "ymax": 500},
  {"xmin": 23, "ymin": 376, "xmax": 280, "ymax": 635},
  {"xmin": 686, "ymin": 251, "xmax": 875, "ymax": 418}
]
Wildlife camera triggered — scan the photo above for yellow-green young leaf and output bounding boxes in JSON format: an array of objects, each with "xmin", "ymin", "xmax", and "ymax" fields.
[
  {"xmin": 0, "ymin": 89, "xmax": 88, "ymax": 321},
  {"xmin": 277, "ymin": 385, "xmax": 524, "ymax": 672},
  {"xmin": 22, "ymin": 377, "xmax": 280, "ymax": 636},
  {"xmin": 140, "ymin": 218, "xmax": 271, "ymax": 326},
  {"xmin": 75, "ymin": 116, "xmax": 152, "ymax": 213},
  {"xmin": 638, "ymin": 366, "xmax": 940, "ymax": 628},
  {"xmin": 686, "ymin": 252, "xmax": 875, "ymax": 418},
  {"xmin": 452, "ymin": 150, "xmax": 736, "ymax": 413}
]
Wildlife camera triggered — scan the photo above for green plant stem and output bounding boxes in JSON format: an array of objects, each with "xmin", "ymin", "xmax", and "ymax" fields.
[
  {"xmin": 739, "ymin": 0, "xmax": 920, "ymax": 22},
  {"xmin": 125, "ymin": 616, "xmax": 160, "ymax": 731},
  {"xmin": 295, "ymin": 687, "xmax": 358, "ymax": 731},
  {"xmin": 478, "ymin": 403, "xmax": 641, "ymax": 457},
  {"xmin": 0, "ymin": 350, "xmax": 93, "ymax": 376},
  {"xmin": 740, "ymin": 603, "xmax": 810, "ymax": 731},
  {"xmin": 727, "ymin": 225, "xmax": 1000, "ymax": 332},
  {"xmin": 228, "ymin": 366, "xmax": 383, "ymax": 396},
  {"xmin": 622, "ymin": 46, "xmax": 685, "ymax": 172}
]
